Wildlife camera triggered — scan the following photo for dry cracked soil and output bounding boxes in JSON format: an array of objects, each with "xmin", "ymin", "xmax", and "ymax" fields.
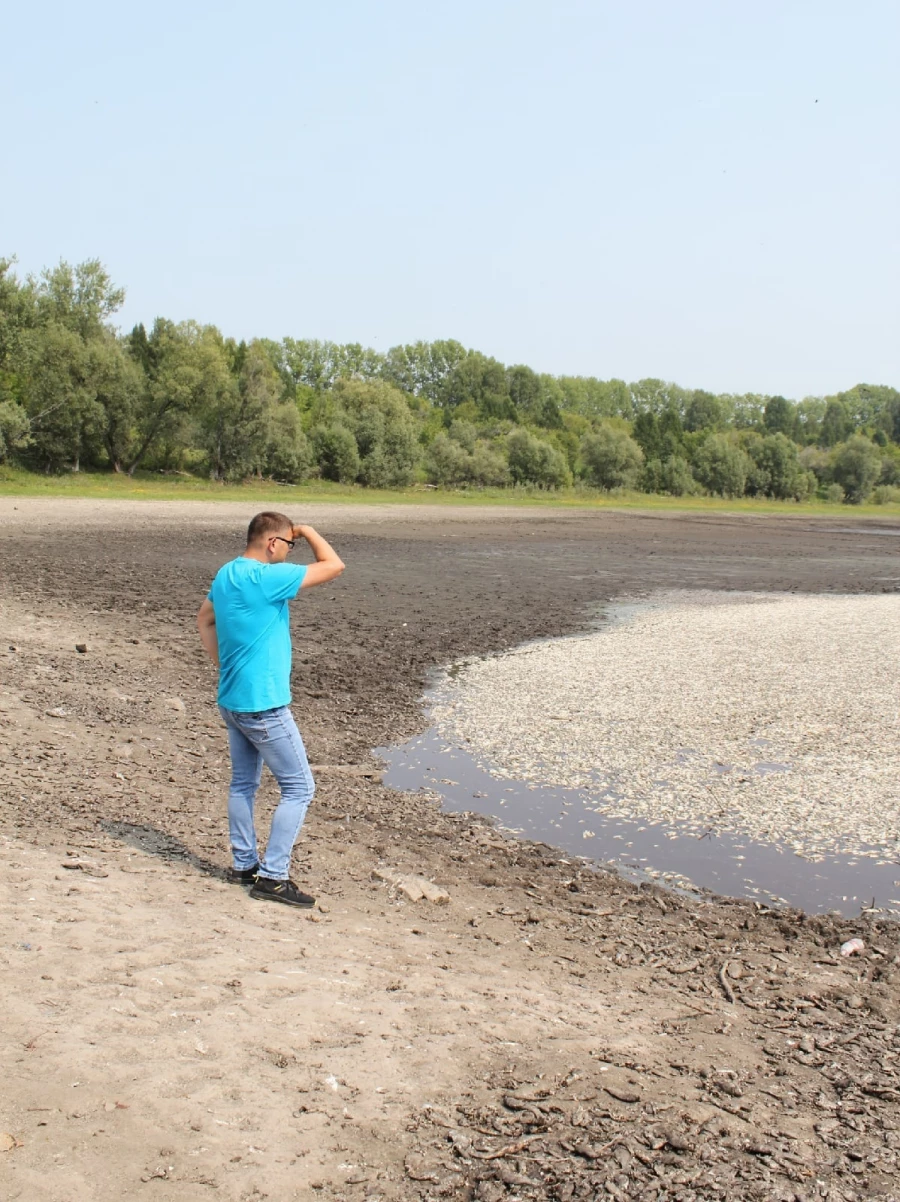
[{"xmin": 1, "ymin": 497, "xmax": 899, "ymax": 1202}]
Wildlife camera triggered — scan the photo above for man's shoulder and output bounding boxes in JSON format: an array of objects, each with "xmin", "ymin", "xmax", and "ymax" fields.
[{"xmin": 212, "ymin": 557, "xmax": 254, "ymax": 586}]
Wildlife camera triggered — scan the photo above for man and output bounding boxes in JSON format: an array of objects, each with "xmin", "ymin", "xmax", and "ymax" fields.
[{"xmin": 197, "ymin": 512, "xmax": 345, "ymax": 908}]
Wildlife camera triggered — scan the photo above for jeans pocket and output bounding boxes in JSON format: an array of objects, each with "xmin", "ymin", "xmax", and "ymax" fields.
[{"xmin": 237, "ymin": 712, "xmax": 270, "ymax": 742}]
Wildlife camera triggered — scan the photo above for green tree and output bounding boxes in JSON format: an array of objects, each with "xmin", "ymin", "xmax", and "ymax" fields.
[
  {"xmin": 124, "ymin": 321, "xmax": 220, "ymax": 476},
  {"xmin": 312, "ymin": 423, "xmax": 360, "ymax": 482},
  {"xmin": 0, "ymin": 400, "xmax": 30, "ymax": 462},
  {"xmin": 261, "ymin": 402, "xmax": 312, "ymax": 482},
  {"xmin": 280, "ymin": 339, "xmax": 383, "ymax": 393},
  {"xmin": 831, "ymin": 435, "xmax": 882, "ymax": 503},
  {"xmin": 659, "ymin": 455, "xmax": 697, "ymax": 496},
  {"xmin": 746, "ymin": 432, "xmax": 804, "ymax": 499},
  {"xmin": 506, "ymin": 428, "xmax": 570, "ymax": 487},
  {"xmin": 192, "ymin": 329, "xmax": 259, "ymax": 481},
  {"xmin": 0, "ymin": 259, "xmax": 36, "ymax": 410},
  {"xmin": 727, "ymin": 393, "xmax": 767, "ymax": 430},
  {"xmin": 794, "ymin": 397, "xmax": 826, "ymax": 445},
  {"xmin": 632, "ymin": 411, "xmax": 661, "ymax": 461},
  {"xmin": 470, "ymin": 442, "xmax": 510, "ymax": 486},
  {"xmin": 20, "ymin": 322, "xmax": 101, "ymax": 471},
  {"xmin": 33, "ymin": 259, "xmax": 125, "ymax": 341},
  {"xmin": 837, "ymin": 384, "xmax": 900, "ymax": 432},
  {"xmin": 658, "ymin": 407, "xmax": 685, "ymax": 457},
  {"xmin": 11, "ymin": 258, "xmax": 130, "ymax": 471},
  {"xmin": 820, "ymin": 399, "xmax": 852, "ymax": 447},
  {"xmin": 441, "ymin": 352, "xmax": 514, "ymax": 419},
  {"xmin": 89, "ymin": 333, "xmax": 146, "ymax": 472},
  {"xmin": 630, "ymin": 379, "xmax": 687, "ymax": 417},
  {"xmin": 448, "ymin": 419, "xmax": 477, "ymax": 452},
  {"xmin": 331, "ymin": 378, "xmax": 420, "ymax": 487},
  {"xmin": 557, "ymin": 376, "xmax": 632, "ymax": 419},
  {"xmin": 424, "ymin": 432, "xmax": 473, "ymax": 485},
  {"xmin": 381, "ymin": 340, "xmax": 467, "ymax": 400},
  {"xmin": 507, "ymin": 366, "xmax": 563, "ymax": 428},
  {"xmin": 763, "ymin": 395, "xmax": 795, "ymax": 437},
  {"xmin": 579, "ymin": 425, "xmax": 643, "ymax": 490},
  {"xmin": 507, "ymin": 364, "xmax": 541, "ymax": 414},
  {"xmin": 684, "ymin": 390, "xmax": 723, "ymax": 433},
  {"xmin": 692, "ymin": 434, "xmax": 751, "ymax": 497}
]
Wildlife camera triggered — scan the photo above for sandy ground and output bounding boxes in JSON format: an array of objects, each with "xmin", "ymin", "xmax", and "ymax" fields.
[{"xmin": 1, "ymin": 498, "xmax": 900, "ymax": 1202}]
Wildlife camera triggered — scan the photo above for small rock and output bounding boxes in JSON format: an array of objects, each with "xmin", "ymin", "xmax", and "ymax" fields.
[
  {"xmin": 663, "ymin": 1130, "xmax": 693, "ymax": 1152},
  {"xmin": 8, "ymin": 645, "xmax": 17, "ymax": 652},
  {"xmin": 400, "ymin": 876, "xmax": 450, "ymax": 904},
  {"xmin": 45, "ymin": 707, "xmax": 68, "ymax": 718},
  {"xmin": 0, "ymin": 1133, "xmax": 18, "ymax": 1152},
  {"xmin": 61, "ymin": 861, "xmax": 108, "ymax": 878},
  {"xmin": 604, "ymin": 1085, "xmax": 641, "ymax": 1104},
  {"xmin": 372, "ymin": 867, "xmax": 450, "ymax": 904},
  {"xmin": 75, "ymin": 644, "xmax": 88, "ymax": 654},
  {"xmin": 404, "ymin": 1155, "xmax": 441, "ymax": 1182},
  {"xmin": 164, "ymin": 697, "xmax": 186, "ymax": 713}
]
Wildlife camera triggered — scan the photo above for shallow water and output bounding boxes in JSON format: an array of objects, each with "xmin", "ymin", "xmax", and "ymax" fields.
[
  {"xmin": 379, "ymin": 593, "xmax": 900, "ymax": 917},
  {"xmin": 379, "ymin": 726, "xmax": 900, "ymax": 916}
]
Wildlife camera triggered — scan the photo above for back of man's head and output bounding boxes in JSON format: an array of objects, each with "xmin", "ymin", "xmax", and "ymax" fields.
[{"xmin": 247, "ymin": 511, "xmax": 292, "ymax": 546}]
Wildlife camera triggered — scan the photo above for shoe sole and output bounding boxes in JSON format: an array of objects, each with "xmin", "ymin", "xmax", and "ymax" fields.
[{"xmin": 249, "ymin": 889, "xmax": 315, "ymax": 909}]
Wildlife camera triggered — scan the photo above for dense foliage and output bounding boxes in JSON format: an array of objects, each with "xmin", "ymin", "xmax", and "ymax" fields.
[{"xmin": 2, "ymin": 257, "xmax": 899, "ymax": 504}]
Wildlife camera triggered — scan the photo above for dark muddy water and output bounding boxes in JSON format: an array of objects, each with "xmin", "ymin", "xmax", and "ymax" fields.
[{"xmin": 379, "ymin": 721, "xmax": 900, "ymax": 919}]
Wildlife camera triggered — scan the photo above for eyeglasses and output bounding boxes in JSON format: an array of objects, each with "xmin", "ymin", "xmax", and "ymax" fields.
[{"xmin": 272, "ymin": 536, "xmax": 296, "ymax": 550}]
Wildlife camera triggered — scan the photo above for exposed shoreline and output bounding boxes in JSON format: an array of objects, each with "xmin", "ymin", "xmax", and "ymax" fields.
[{"xmin": 2, "ymin": 500, "xmax": 899, "ymax": 1201}]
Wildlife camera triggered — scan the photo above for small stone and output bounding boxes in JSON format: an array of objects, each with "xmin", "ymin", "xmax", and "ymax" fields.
[
  {"xmin": 397, "ymin": 875, "xmax": 450, "ymax": 904},
  {"xmin": 75, "ymin": 644, "xmax": 88, "ymax": 654},
  {"xmin": 164, "ymin": 697, "xmax": 186, "ymax": 713}
]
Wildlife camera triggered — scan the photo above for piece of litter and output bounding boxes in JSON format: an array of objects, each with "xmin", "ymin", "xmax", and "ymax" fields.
[{"xmin": 840, "ymin": 938, "xmax": 865, "ymax": 957}]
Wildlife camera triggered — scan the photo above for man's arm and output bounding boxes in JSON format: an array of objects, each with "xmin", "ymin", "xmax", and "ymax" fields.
[
  {"xmin": 197, "ymin": 598, "xmax": 219, "ymax": 666},
  {"xmin": 293, "ymin": 524, "xmax": 345, "ymax": 589}
]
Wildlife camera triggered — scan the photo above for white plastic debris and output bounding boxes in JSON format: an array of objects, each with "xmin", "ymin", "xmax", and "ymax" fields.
[{"xmin": 840, "ymin": 938, "xmax": 865, "ymax": 957}]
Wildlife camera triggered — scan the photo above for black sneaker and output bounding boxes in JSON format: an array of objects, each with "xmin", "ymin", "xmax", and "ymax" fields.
[
  {"xmin": 227, "ymin": 863, "xmax": 259, "ymax": 885},
  {"xmin": 249, "ymin": 877, "xmax": 316, "ymax": 908}
]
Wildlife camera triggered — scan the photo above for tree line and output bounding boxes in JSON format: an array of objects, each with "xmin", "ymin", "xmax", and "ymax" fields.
[{"xmin": 2, "ymin": 256, "xmax": 899, "ymax": 504}]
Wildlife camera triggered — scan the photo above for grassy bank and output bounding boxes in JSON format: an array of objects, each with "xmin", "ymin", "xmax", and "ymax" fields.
[{"xmin": 1, "ymin": 466, "xmax": 900, "ymax": 517}]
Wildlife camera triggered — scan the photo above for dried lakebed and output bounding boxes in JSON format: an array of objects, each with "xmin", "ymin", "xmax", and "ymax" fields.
[{"xmin": 382, "ymin": 591, "xmax": 900, "ymax": 916}]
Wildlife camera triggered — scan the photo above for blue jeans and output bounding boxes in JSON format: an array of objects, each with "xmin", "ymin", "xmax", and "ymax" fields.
[{"xmin": 219, "ymin": 705, "xmax": 315, "ymax": 881}]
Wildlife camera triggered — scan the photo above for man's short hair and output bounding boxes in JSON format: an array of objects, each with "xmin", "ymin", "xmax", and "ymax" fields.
[{"xmin": 247, "ymin": 511, "xmax": 292, "ymax": 544}]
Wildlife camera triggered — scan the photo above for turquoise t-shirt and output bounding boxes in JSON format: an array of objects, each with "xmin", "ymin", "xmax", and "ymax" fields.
[{"xmin": 207, "ymin": 558, "xmax": 307, "ymax": 713}]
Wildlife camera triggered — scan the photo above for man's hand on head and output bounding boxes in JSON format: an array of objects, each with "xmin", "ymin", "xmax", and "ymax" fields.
[{"xmin": 291, "ymin": 524, "xmax": 345, "ymax": 587}]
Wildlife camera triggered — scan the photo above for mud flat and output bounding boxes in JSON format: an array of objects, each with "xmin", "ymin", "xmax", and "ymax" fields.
[{"xmin": 1, "ymin": 498, "xmax": 900, "ymax": 1201}]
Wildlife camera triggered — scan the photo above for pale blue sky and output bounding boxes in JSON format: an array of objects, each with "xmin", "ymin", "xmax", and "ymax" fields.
[{"xmin": 3, "ymin": 1, "xmax": 898, "ymax": 397}]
